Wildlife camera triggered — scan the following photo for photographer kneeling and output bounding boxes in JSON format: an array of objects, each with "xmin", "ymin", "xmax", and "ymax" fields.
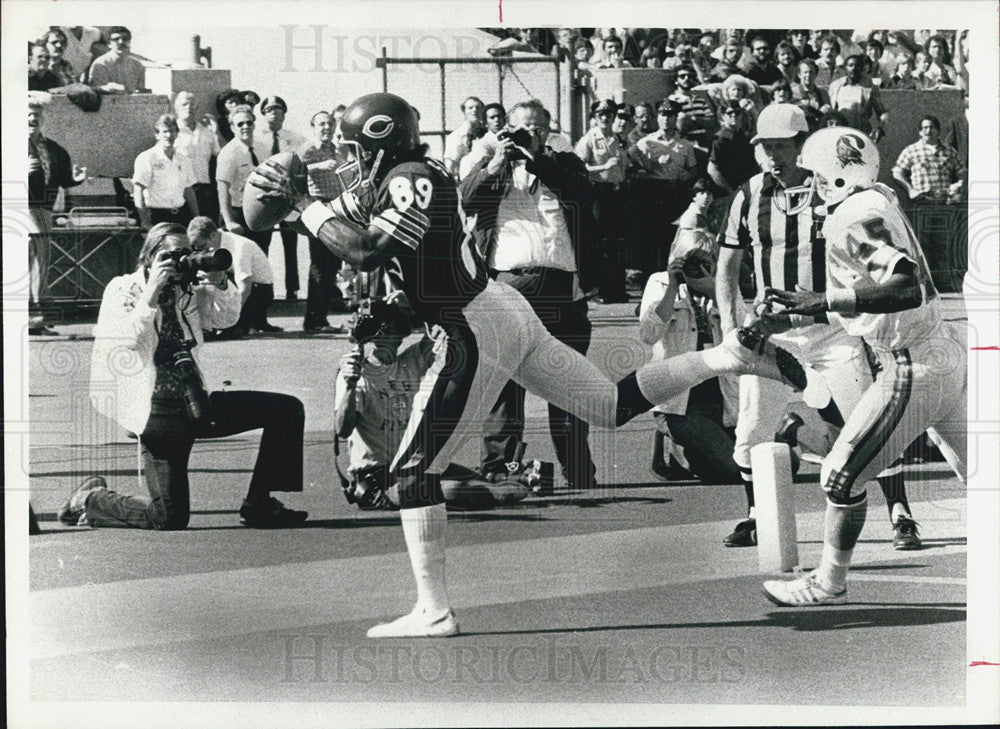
[{"xmin": 61, "ymin": 223, "xmax": 308, "ymax": 530}]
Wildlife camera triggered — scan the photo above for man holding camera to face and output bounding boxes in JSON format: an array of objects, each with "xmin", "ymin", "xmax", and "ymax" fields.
[
  {"xmin": 60, "ymin": 223, "xmax": 308, "ymax": 530},
  {"xmin": 460, "ymin": 99, "xmax": 601, "ymax": 491}
]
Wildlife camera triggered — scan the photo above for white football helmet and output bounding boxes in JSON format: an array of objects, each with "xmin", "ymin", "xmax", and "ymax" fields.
[{"xmin": 798, "ymin": 127, "xmax": 880, "ymax": 206}]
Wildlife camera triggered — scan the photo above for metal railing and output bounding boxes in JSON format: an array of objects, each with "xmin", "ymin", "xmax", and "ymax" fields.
[{"xmin": 376, "ymin": 48, "xmax": 563, "ymax": 150}]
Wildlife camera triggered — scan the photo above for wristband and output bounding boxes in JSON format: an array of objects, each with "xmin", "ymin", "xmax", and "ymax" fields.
[
  {"xmin": 826, "ymin": 287, "xmax": 857, "ymax": 314},
  {"xmin": 301, "ymin": 201, "xmax": 337, "ymax": 237}
]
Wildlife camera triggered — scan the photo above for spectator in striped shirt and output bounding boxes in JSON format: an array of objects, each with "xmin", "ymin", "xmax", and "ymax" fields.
[
  {"xmin": 668, "ymin": 64, "xmax": 718, "ymax": 147},
  {"xmin": 715, "ymin": 104, "xmax": 917, "ymax": 549}
]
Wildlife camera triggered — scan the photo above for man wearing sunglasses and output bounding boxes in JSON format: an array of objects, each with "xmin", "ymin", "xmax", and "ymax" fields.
[
  {"xmin": 668, "ymin": 63, "xmax": 718, "ymax": 148},
  {"xmin": 216, "ymin": 105, "xmax": 273, "ymax": 252},
  {"xmin": 87, "ymin": 26, "xmax": 146, "ymax": 93}
]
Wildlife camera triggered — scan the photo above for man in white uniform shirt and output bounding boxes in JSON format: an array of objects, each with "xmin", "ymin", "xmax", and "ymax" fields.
[
  {"xmin": 187, "ymin": 216, "xmax": 281, "ymax": 336},
  {"xmin": 629, "ymin": 99, "xmax": 697, "ymax": 285},
  {"xmin": 255, "ymin": 95, "xmax": 308, "ymax": 299},
  {"xmin": 174, "ymin": 92, "xmax": 220, "ymax": 223},
  {"xmin": 132, "ymin": 113, "xmax": 199, "ymax": 228},
  {"xmin": 216, "ymin": 105, "xmax": 272, "ymax": 250},
  {"xmin": 575, "ymin": 99, "xmax": 629, "ymax": 303}
]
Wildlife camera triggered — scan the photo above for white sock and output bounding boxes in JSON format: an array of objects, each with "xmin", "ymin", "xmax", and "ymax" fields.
[
  {"xmin": 400, "ymin": 503, "xmax": 450, "ymax": 616},
  {"xmin": 890, "ymin": 502, "xmax": 911, "ymax": 523},
  {"xmin": 816, "ymin": 494, "xmax": 867, "ymax": 591},
  {"xmin": 636, "ymin": 351, "xmax": 714, "ymax": 406}
]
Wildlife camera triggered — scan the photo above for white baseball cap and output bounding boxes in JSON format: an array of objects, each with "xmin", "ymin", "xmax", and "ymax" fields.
[{"xmin": 750, "ymin": 103, "xmax": 809, "ymax": 143}]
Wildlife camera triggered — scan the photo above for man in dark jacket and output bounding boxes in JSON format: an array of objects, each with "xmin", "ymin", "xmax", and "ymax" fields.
[
  {"xmin": 460, "ymin": 99, "xmax": 601, "ymax": 491},
  {"xmin": 28, "ymin": 94, "xmax": 87, "ymax": 334}
]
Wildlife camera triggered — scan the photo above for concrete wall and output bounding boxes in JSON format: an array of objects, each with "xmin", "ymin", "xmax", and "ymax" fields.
[
  {"xmin": 42, "ymin": 93, "xmax": 171, "ymax": 178},
  {"xmin": 145, "ymin": 67, "xmax": 232, "ymax": 127}
]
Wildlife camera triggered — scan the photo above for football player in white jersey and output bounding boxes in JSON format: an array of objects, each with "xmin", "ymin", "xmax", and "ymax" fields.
[{"xmin": 757, "ymin": 127, "xmax": 967, "ymax": 606}]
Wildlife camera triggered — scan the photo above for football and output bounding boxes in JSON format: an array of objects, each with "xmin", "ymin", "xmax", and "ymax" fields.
[{"xmin": 242, "ymin": 151, "xmax": 307, "ymax": 232}]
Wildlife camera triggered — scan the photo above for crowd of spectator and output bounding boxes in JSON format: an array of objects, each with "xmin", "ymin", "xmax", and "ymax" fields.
[{"xmin": 26, "ymin": 26, "xmax": 970, "ymax": 342}]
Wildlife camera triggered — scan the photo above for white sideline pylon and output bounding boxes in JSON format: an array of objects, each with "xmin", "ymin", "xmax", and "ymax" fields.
[{"xmin": 751, "ymin": 442, "xmax": 798, "ymax": 573}]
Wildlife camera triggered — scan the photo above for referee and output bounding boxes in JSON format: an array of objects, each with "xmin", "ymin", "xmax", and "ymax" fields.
[{"xmin": 715, "ymin": 105, "xmax": 920, "ymax": 551}]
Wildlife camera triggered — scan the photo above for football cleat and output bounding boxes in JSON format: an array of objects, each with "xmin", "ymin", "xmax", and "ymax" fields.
[
  {"xmin": 367, "ymin": 607, "xmax": 459, "ymax": 638},
  {"xmin": 723, "ymin": 518, "xmax": 757, "ymax": 547},
  {"xmin": 763, "ymin": 568, "xmax": 847, "ymax": 606},
  {"xmin": 720, "ymin": 326, "xmax": 812, "ymax": 393},
  {"xmin": 892, "ymin": 516, "xmax": 922, "ymax": 551}
]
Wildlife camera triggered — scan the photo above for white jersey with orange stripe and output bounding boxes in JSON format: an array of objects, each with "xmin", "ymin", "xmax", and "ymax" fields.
[{"xmin": 822, "ymin": 184, "xmax": 946, "ymax": 352}]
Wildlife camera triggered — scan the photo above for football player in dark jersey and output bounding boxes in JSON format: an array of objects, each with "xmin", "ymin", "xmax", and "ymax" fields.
[{"xmin": 249, "ymin": 92, "xmax": 827, "ymax": 638}]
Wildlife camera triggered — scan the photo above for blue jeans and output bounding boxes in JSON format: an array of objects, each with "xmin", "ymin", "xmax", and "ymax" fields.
[{"xmin": 84, "ymin": 390, "xmax": 304, "ymax": 530}]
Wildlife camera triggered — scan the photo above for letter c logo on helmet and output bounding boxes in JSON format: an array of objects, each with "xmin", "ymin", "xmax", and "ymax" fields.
[{"xmin": 362, "ymin": 115, "xmax": 395, "ymax": 140}]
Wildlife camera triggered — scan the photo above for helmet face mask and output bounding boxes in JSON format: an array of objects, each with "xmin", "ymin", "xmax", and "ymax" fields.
[{"xmin": 333, "ymin": 139, "xmax": 384, "ymax": 193}]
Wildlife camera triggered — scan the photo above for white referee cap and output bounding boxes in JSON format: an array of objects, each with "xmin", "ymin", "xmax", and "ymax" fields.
[{"xmin": 751, "ymin": 103, "xmax": 809, "ymax": 143}]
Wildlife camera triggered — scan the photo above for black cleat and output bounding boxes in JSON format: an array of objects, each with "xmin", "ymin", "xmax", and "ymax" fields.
[{"xmin": 723, "ymin": 518, "xmax": 757, "ymax": 547}]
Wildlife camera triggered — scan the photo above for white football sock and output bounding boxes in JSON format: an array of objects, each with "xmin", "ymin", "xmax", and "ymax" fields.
[
  {"xmin": 636, "ymin": 351, "xmax": 715, "ymax": 406},
  {"xmin": 890, "ymin": 502, "xmax": 911, "ymax": 523},
  {"xmin": 400, "ymin": 503, "xmax": 450, "ymax": 615},
  {"xmin": 816, "ymin": 494, "xmax": 867, "ymax": 591}
]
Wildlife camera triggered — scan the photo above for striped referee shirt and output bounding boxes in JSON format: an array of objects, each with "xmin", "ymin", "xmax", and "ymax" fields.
[{"xmin": 720, "ymin": 171, "xmax": 826, "ymax": 297}]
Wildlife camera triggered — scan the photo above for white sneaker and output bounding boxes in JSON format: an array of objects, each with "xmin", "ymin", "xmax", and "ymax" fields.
[
  {"xmin": 763, "ymin": 569, "xmax": 847, "ymax": 607},
  {"xmin": 366, "ymin": 607, "xmax": 460, "ymax": 638}
]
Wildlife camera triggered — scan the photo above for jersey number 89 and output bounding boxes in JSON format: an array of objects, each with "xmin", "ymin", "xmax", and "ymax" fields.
[{"xmin": 389, "ymin": 176, "xmax": 433, "ymax": 211}]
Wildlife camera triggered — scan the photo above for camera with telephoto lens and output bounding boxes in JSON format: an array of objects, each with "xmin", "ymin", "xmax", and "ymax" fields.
[
  {"xmin": 166, "ymin": 249, "xmax": 233, "ymax": 289},
  {"xmin": 497, "ymin": 127, "xmax": 534, "ymax": 161},
  {"xmin": 173, "ymin": 345, "xmax": 215, "ymax": 428}
]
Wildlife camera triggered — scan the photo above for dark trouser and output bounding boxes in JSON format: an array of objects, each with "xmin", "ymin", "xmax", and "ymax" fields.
[
  {"xmin": 904, "ymin": 198, "xmax": 967, "ymax": 294},
  {"xmin": 482, "ymin": 268, "xmax": 597, "ymax": 489},
  {"xmin": 638, "ymin": 179, "xmax": 686, "ymax": 285},
  {"xmin": 258, "ymin": 222, "xmax": 300, "ymax": 295},
  {"xmin": 150, "ymin": 204, "xmax": 193, "ymax": 228},
  {"xmin": 304, "ymin": 236, "xmax": 341, "ymax": 328},
  {"xmin": 232, "ymin": 207, "xmax": 274, "ymax": 251},
  {"xmin": 28, "ymin": 207, "xmax": 51, "ymax": 327},
  {"xmin": 233, "ymin": 282, "xmax": 275, "ymax": 332},
  {"xmin": 655, "ymin": 377, "xmax": 741, "ymax": 485},
  {"xmin": 84, "ymin": 391, "xmax": 305, "ymax": 530},
  {"xmin": 192, "ymin": 182, "xmax": 219, "ymax": 224},
  {"xmin": 593, "ymin": 182, "xmax": 628, "ymax": 301}
]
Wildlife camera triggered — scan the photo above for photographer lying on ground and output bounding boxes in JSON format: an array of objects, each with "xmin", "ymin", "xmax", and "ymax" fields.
[
  {"xmin": 59, "ymin": 222, "xmax": 308, "ymax": 530},
  {"xmin": 335, "ymin": 292, "xmax": 544, "ymax": 511}
]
